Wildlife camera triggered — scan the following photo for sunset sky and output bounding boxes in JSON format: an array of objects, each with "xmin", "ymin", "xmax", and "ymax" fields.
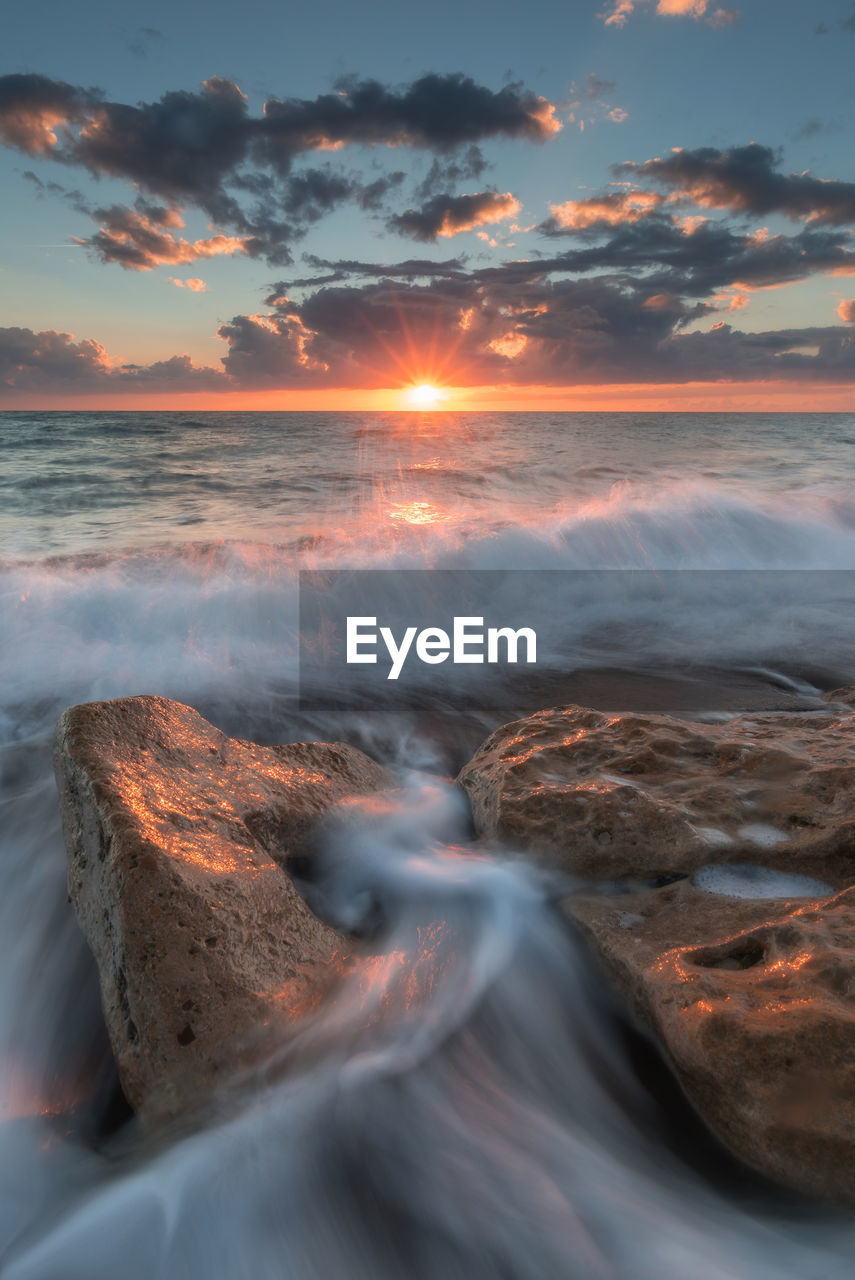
[{"xmin": 3, "ymin": 0, "xmax": 855, "ymax": 409}]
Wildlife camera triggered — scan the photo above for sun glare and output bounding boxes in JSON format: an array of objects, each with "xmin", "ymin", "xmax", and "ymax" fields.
[{"xmin": 403, "ymin": 383, "xmax": 446, "ymax": 409}]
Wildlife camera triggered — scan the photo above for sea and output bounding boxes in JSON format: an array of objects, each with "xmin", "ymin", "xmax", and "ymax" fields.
[{"xmin": 2, "ymin": 409, "xmax": 855, "ymax": 1278}]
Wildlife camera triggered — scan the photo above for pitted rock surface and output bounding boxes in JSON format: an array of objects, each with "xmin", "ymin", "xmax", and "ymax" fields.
[
  {"xmin": 460, "ymin": 702, "xmax": 855, "ymax": 1201},
  {"xmin": 54, "ymin": 695, "xmax": 391, "ymax": 1122}
]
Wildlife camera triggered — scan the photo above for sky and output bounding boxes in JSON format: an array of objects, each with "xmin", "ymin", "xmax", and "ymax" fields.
[{"xmin": 2, "ymin": 0, "xmax": 855, "ymax": 409}]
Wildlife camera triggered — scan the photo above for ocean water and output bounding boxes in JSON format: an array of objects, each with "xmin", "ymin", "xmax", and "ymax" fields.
[{"xmin": 2, "ymin": 410, "xmax": 855, "ymax": 1278}]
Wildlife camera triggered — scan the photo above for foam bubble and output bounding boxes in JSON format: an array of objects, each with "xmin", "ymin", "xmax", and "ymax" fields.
[{"xmin": 693, "ymin": 863, "xmax": 833, "ymax": 900}]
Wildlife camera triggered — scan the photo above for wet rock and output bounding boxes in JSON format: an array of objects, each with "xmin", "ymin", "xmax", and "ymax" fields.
[
  {"xmin": 457, "ymin": 704, "xmax": 855, "ymax": 882},
  {"xmin": 54, "ymin": 695, "xmax": 391, "ymax": 1123},
  {"xmin": 822, "ymin": 686, "xmax": 855, "ymax": 709},
  {"xmin": 570, "ymin": 881, "xmax": 855, "ymax": 1201},
  {"xmin": 459, "ymin": 703, "xmax": 855, "ymax": 1200}
]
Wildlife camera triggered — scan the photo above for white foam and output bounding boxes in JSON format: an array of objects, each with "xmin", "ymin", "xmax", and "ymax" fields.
[
  {"xmin": 738, "ymin": 823, "xmax": 788, "ymax": 848},
  {"xmin": 694, "ymin": 863, "xmax": 832, "ymax": 900},
  {"xmin": 695, "ymin": 827, "xmax": 733, "ymax": 847}
]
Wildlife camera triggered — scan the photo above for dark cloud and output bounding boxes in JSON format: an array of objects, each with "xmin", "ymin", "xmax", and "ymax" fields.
[
  {"xmin": 280, "ymin": 167, "xmax": 405, "ymax": 221},
  {"xmin": 0, "ymin": 71, "xmax": 558, "ymax": 268},
  {"xmin": 535, "ymin": 219, "xmax": 855, "ymax": 296},
  {"xmin": 0, "ymin": 327, "xmax": 223, "ymax": 391},
  {"xmin": 357, "ymin": 172, "xmax": 407, "ymax": 210},
  {"xmin": 257, "ymin": 73, "xmax": 558, "ymax": 164},
  {"xmin": 207, "ymin": 269, "xmax": 855, "ymax": 390},
  {"xmin": 271, "ymin": 256, "xmax": 468, "ymax": 289},
  {"xmin": 621, "ymin": 144, "xmax": 855, "ymax": 225},
  {"xmin": 387, "ymin": 190, "xmax": 520, "ymax": 242},
  {"xmin": 0, "ymin": 326, "xmax": 110, "ymax": 388},
  {"xmin": 19, "ymin": 170, "xmax": 89, "ymax": 214},
  {"xmin": 415, "ymin": 146, "xmax": 488, "ymax": 199},
  {"xmin": 6, "ymin": 259, "xmax": 855, "ymax": 396},
  {"xmin": 660, "ymin": 322, "xmax": 855, "ymax": 378},
  {"xmin": 0, "ymin": 74, "xmax": 100, "ymax": 152},
  {"xmin": 74, "ymin": 77, "xmax": 251, "ymax": 210},
  {"xmin": 0, "ymin": 72, "xmax": 558, "ymax": 190},
  {"xmin": 77, "ymin": 200, "xmax": 254, "ymax": 271},
  {"xmin": 6, "ymin": 67, "xmax": 855, "ymax": 395}
]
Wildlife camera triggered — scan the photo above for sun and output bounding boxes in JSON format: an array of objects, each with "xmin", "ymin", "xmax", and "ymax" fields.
[{"xmin": 403, "ymin": 383, "xmax": 447, "ymax": 409}]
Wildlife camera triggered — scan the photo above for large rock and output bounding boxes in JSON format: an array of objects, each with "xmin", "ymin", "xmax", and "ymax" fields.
[
  {"xmin": 458, "ymin": 703, "xmax": 855, "ymax": 881},
  {"xmin": 458, "ymin": 702, "xmax": 855, "ymax": 1201},
  {"xmin": 54, "ymin": 695, "xmax": 391, "ymax": 1123}
]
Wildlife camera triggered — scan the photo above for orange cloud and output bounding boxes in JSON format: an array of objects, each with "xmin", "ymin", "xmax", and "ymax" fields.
[
  {"xmin": 838, "ymin": 299, "xmax": 855, "ymax": 323},
  {"xmin": 657, "ymin": 0, "xmax": 708, "ymax": 14},
  {"xmin": 488, "ymin": 333, "xmax": 528, "ymax": 359},
  {"xmin": 602, "ymin": 0, "xmax": 637, "ymax": 24},
  {"xmin": 389, "ymin": 191, "xmax": 521, "ymax": 242},
  {"xmin": 437, "ymin": 192, "xmax": 520, "ymax": 237},
  {"xmin": 549, "ymin": 190, "xmax": 663, "ymax": 229},
  {"xmin": 1, "ymin": 107, "xmax": 69, "ymax": 152},
  {"xmin": 80, "ymin": 206, "xmax": 251, "ymax": 271},
  {"xmin": 601, "ymin": 0, "xmax": 738, "ymax": 25},
  {"xmin": 528, "ymin": 98, "xmax": 562, "ymax": 136},
  {"xmin": 168, "ymin": 276, "xmax": 209, "ymax": 292}
]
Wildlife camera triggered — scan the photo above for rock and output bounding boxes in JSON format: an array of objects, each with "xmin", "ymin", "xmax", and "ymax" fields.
[
  {"xmin": 822, "ymin": 686, "xmax": 855, "ymax": 709},
  {"xmin": 458, "ymin": 704, "xmax": 855, "ymax": 1201},
  {"xmin": 569, "ymin": 881, "xmax": 855, "ymax": 1202},
  {"xmin": 457, "ymin": 704, "xmax": 855, "ymax": 882},
  {"xmin": 54, "ymin": 695, "xmax": 391, "ymax": 1123}
]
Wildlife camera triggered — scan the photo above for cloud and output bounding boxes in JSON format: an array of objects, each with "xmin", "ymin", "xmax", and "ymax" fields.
[
  {"xmin": 538, "ymin": 219, "xmax": 855, "ymax": 296},
  {"xmin": 259, "ymin": 73, "xmax": 560, "ymax": 161},
  {"xmin": 128, "ymin": 26, "xmax": 164, "ymax": 57},
  {"xmin": 546, "ymin": 190, "xmax": 664, "ymax": 230},
  {"xmin": 566, "ymin": 75, "xmax": 628, "ymax": 131},
  {"xmin": 388, "ymin": 191, "xmax": 521, "ymax": 241},
  {"xmin": 583, "ymin": 74, "xmax": 617, "ymax": 100},
  {"xmin": 0, "ymin": 72, "xmax": 559, "ymax": 185},
  {"xmin": 168, "ymin": 276, "xmax": 208, "ymax": 291},
  {"xmin": 794, "ymin": 118, "xmax": 839, "ymax": 140},
  {"xmin": 601, "ymin": 0, "xmax": 738, "ymax": 26},
  {"xmin": 601, "ymin": 0, "xmax": 637, "ymax": 24},
  {"xmin": 415, "ymin": 146, "xmax": 489, "ymax": 199},
  {"xmin": 0, "ymin": 326, "xmax": 111, "ymax": 387},
  {"xmin": 0, "ymin": 71, "xmax": 559, "ymax": 268},
  {"xmin": 6, "ymin": 261, "xmax": 855, "ymax": 396},
  {"xmin": 78, "ymin": 202, "xmax": 252, "ymax": 270},
  {"xmin": 622, "ymin": 144, "xmax": 855, "ymax": 225},
  {"xmin": 279, "ymin": 167, "xmax": 405, "ymax": 221},
  {"xmin": 0, "ymin": 73, "xmax": 100, "ymax": 153},
  {"xmin": 275, "ymin": 255, "xmax": 468, "ymax": 289},
  {"xmin": 838, "ymin": 299, "xmax": 855, "ymax": 322},
  {"xmin": 206, "ymin": 270, "xmax": 855, "ymax": 389},
  {"xmin": 0, "ymin": 326, "xmax": 223, "ymax": 390}
]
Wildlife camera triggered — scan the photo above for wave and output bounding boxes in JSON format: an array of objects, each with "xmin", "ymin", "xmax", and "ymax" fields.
[
  {"xmin": 2, "ymin": 476, "xmax": 855, "ymax": 1277},
  {"xmin": 3, "ymin": 781, "xmax": 854, "ymax": 1280},
  {"xmin": 2, "ymin": 483, "xmax": 855, "ymax": 740}
]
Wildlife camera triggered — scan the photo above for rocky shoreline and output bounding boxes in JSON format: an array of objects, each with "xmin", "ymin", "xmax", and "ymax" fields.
[
  {"xmin": 55, "ymin": 693, "xmax": 855, "ymax": 1200},
  {"xmin": 54, "ymin": 696, "xmax": 390, "ymax": 1124}
]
